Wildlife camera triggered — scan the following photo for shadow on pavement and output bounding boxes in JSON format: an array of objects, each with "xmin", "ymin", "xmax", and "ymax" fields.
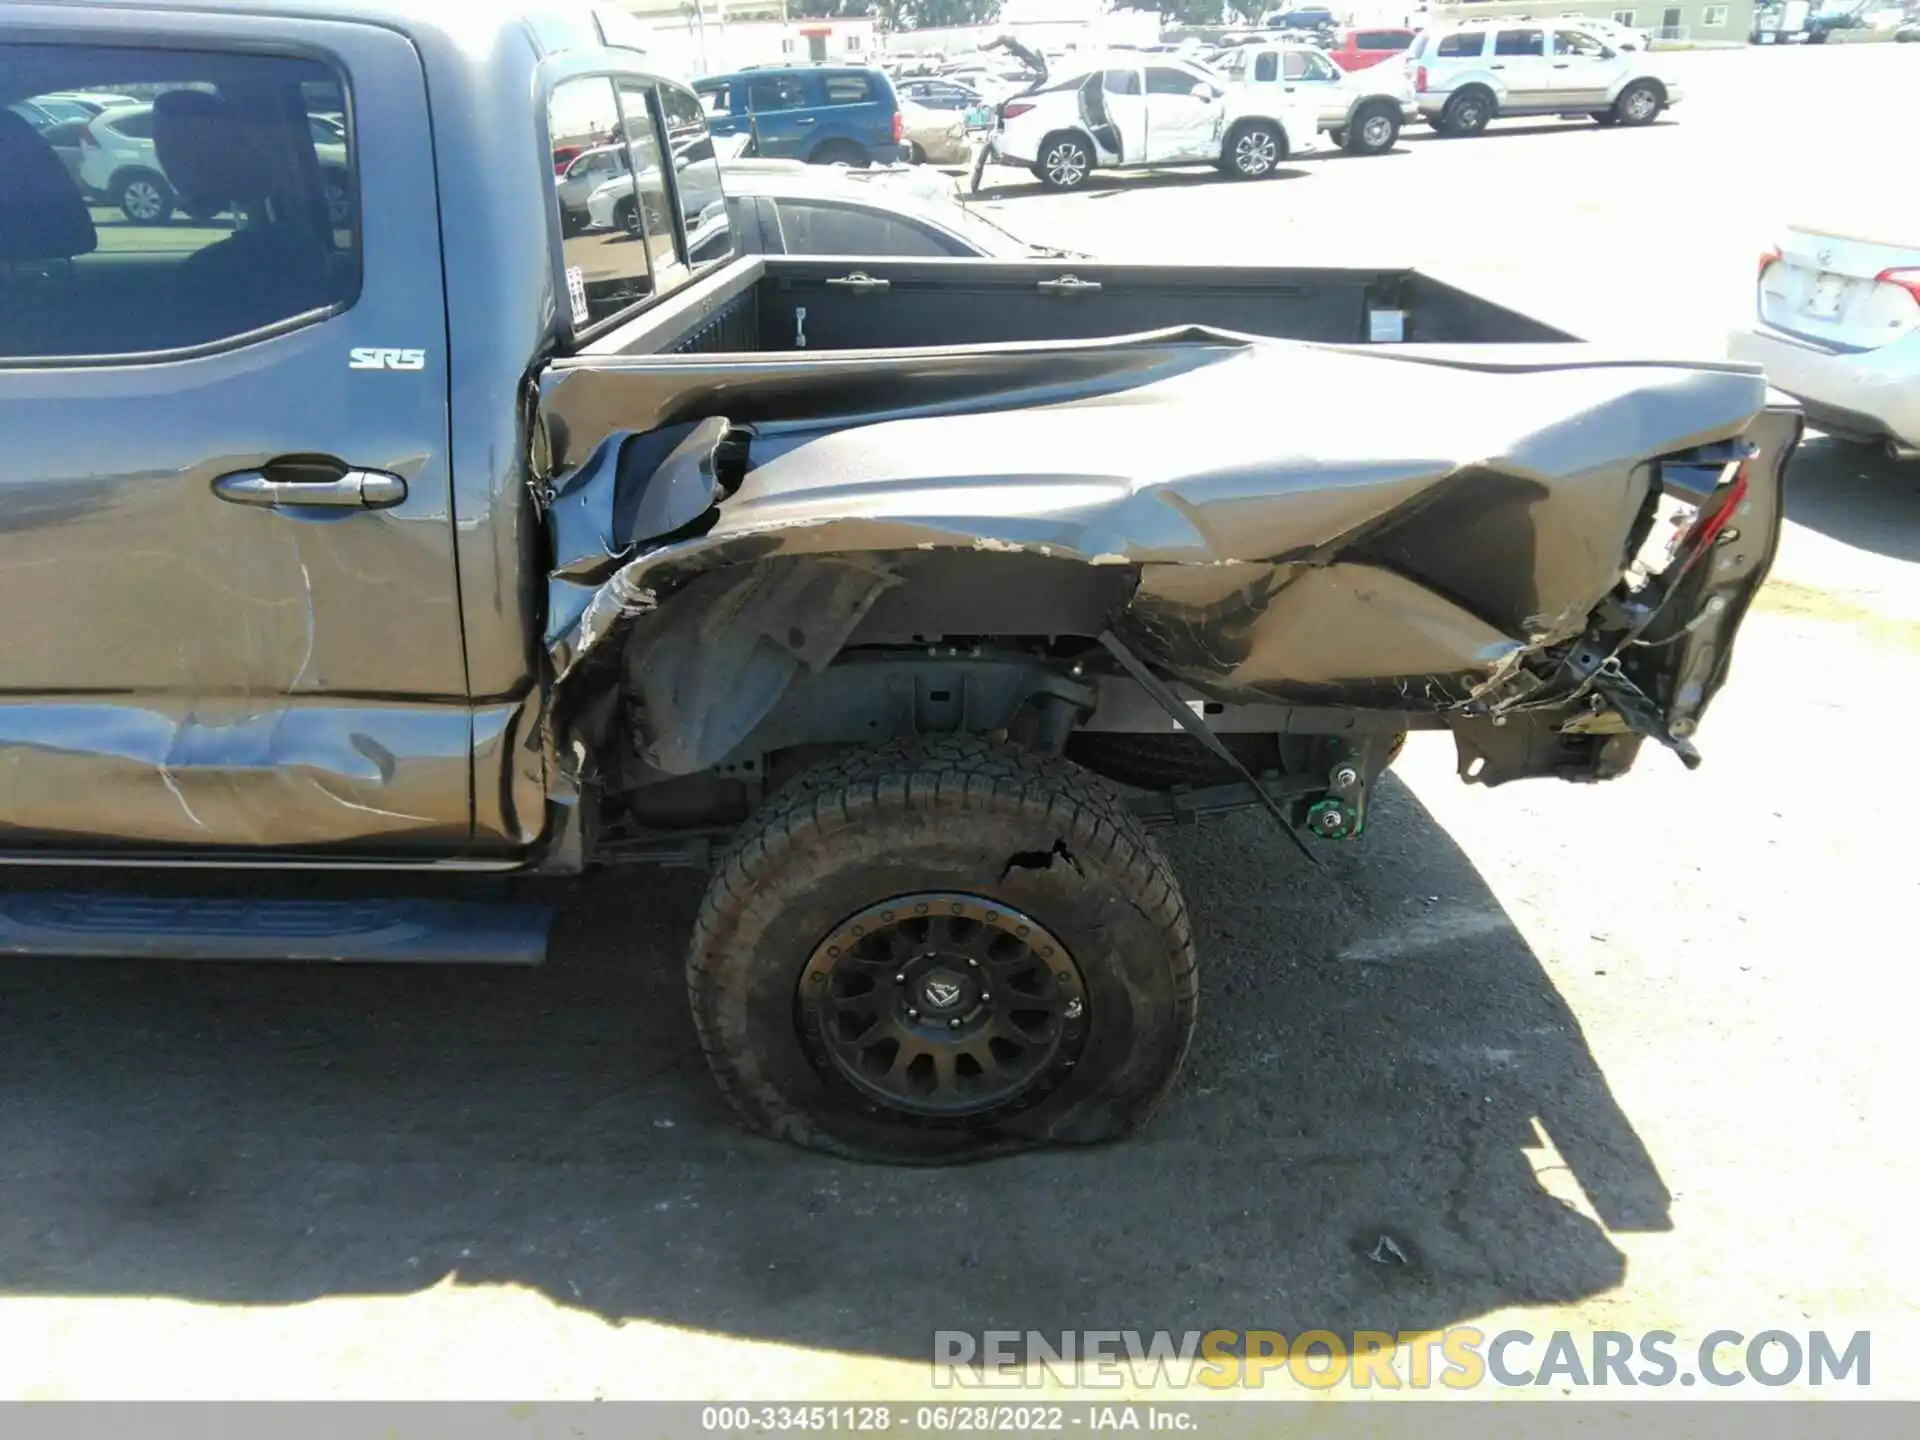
[
  {"xmin": 0, "ymin": 776, "xmax": 1665, "ymax": 1359},
  {"xmin": 1401, "ymin": 117, "xmax": 1680, "ymax": 142},
  {"xmin": 973, "ymin": 167, "xmax": 1308, "ymax": 201},
  {"xmin": 1780, "ymin": 434, "xmax": 1920, "ymax": 562}
]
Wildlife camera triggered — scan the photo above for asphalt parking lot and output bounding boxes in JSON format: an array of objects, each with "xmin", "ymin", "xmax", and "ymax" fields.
[{"xmin": 2, "ymin": 42, "xmax": 1917, "ymax": 1402}]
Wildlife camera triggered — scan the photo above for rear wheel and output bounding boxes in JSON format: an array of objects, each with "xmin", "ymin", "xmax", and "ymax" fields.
[
  {"xmin": 1590, "ymin": 110, "xmax": 1620, "ymax": 125},
  {"xmin": 1035, "ymin": 132, "xmax": 1094, "ymax": 190},
  {"xmin": 1222, "ymin": 119, "xmax": 1286, "ymax": 178},
  {"xmin": 116, "ymin": 172, "xmax": 173, "ymax": 224},
  {"xmin": 809, "ymin": 139, "xmax": 871, "ymax": 167},
  {"xmin": 1613, "ymin": 81, "xmax": 1662, "ymax": 125},
  {"xmin": 1439, "ymin": 89, "xmax": 1493, "ymax": 136},
  {"xmin": 1345, "ymin": 104, "xmax": 1401, "ymax": 154},
  {"xmin": 687, "ymin": 737, "xmax": 1197, "ymax": 1162}
]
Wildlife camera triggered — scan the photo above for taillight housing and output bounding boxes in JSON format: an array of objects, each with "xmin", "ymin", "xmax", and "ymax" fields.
[
  {"xmin": 1876, "ymin": 267, "xmax": 1920, "ymax": 307},
  {"xmin": 1001, "ymin": 100, "xmax": 1036, "ymax": 119},
  {"xmin": 1414, "ymin": 65, "xmax": 1428, "ymax": 92},
  {"xmin": 1757, "ymin": 245, "xmax": 1781, "ymax": 280},
  {"xmin": 892, "ymin": 110, "xmax": 903, "ymax": 144}
]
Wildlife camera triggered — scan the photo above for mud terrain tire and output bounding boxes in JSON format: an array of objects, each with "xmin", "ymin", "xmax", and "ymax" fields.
[{"xmin": 687, "ymin": 737, "xmax": 1197, "ymax": 1162}]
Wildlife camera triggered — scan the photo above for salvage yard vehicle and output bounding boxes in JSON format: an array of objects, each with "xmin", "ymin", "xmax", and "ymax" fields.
[
  {"xmin": 1407, "ymin": 21, "xmax": 1683, "ymax": 134},
  {"xmin": 0, "ymin": 0, "xmax": 1798, "ymax": 1162},
  {"xmin": 1214, "ymin": 40, "xmax": 1415, "ymax": 155},
  {"xmin": 984, "ymin": 53, "xmax": 1324, "ymax": 189}
]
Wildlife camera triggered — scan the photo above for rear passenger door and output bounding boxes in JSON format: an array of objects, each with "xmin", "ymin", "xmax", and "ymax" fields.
[
  {"xmin": 744, "ymin": 74, "xmax": 814, "ymax": 159},
  {"xmin": 1489, "ymin": 27, "xmax": 1552, "ymax": 107},
  {"xmin": 1143, "ymin": 64, "xmax": 1222, "ymax": 162},
  {"xmin": 1548, "ymin": 28, "xmax": 1615, "ymax": 107},
  {"xmin": 0, "ymin": 14, "xmax": 467, "ymax": 853},
  {"xmin": 1281, "ymin": 48, "xmax": 1349, "ymax": 127}
]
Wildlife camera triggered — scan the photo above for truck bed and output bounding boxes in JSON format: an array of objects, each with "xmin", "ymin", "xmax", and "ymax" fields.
[{"xmin": 585, "ymin": 255, "xmax": 1574, "ymax": 359}]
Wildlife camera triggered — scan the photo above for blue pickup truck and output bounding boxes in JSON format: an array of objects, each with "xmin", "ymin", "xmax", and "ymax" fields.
[{"xmin": 694, "ymin": 65, "xmax": 906, "ymax": 166}]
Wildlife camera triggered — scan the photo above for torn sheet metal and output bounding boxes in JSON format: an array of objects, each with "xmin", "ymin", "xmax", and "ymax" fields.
[{"xmin": 543, "ymin": 334, "xmax": 1770, "ymax": 727}]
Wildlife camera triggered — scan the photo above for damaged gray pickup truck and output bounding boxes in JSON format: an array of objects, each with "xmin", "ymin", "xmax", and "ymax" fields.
[{"xmin": 0, "ymin": 0, "xmax": 1797, "ymax": 1160}]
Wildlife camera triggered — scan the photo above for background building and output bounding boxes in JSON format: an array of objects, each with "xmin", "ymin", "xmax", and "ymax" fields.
[
  {"xmin": 1425, "ymin": 0, "xmax": 1756, "ymax": 41},
  {"xmin": 608, "ymin": 0, "xmax": 880, "ymax": 74}
]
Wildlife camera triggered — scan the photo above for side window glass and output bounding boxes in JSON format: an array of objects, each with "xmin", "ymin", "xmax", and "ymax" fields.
[
  {"xmin": 747, "ymin": 76, "xmax": 805, "ymax": 112},
  {"xmin": 1437, "ymin": 32, "xmax": 1485, "ymax": 56},
  {"xmin": 1254, "ymin": 51, "xmax": 1279, "ymax": 81},
  {"xmin": 547, "ymin": 75, "xmax": 649, "ymax": 331},
  {"xmin": 1282, "ymin": 50, "xmax": 1311, "ymax": 79},
  {"xmin": 614, "ymin": 80, "xmax": 684, "ymax": 294},
  {"xmin": 1304, "ymin": 54, "xmax": 1340, "ymax": 81},
  {"xmin": 1144, "ymin": 66, "xmax": 1198, "ymax": 96},
  {"xmin": 1102, "ymin": 68, "xmax": 1141, "ymax": 96},
  {"xmin": 697, "ymin": 85, "xmax": 730, "ymax": 117},
  {"xmin": 658, "ymin": 80, "xmax": 732, "ymax": 268},
  {"xmin": 1495, "ymin": 28, "xmax": 1545, "ymax": 55},
  {"xmin": 774, "ymin": 200, "xmax": 952, "ymax": 258},
  {"xmin": 0, "ymin": 43, "xmax": 359, "ymax": 361},
  {"xmin": 1554, "ymin": 28, "xmax": 1606, "ymax": 55},
  {"xmin": 822, "ymin": 74, "xmax": 873, "ymax": 105}
]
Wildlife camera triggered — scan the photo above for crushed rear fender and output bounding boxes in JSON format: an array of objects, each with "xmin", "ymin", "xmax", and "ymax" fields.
[{"xmin": 539, "ymin": 334, "xmax": 1794, "ymax": 781}]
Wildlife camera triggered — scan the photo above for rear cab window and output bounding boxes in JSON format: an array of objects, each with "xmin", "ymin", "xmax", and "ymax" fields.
[
  {"xmin": 1553, "ymin": 28, "xmax": 1608, "ymax": 55},
  {"xmin": 1144, "ymin": 66, "xmax": 1200, "ymax": 96},
  {"xmin": 822, "ymin": 73, "xmax": 876, "ymax": 105},
  {"xmin": 546, "ymin": 72, "xmax": 734, "ymax": 344},
  {"xmin": 746, "ymin": 75, "xmax": 807, "ymax": 112},
  {"xmin": 771, "ymin": 199, "xmax": 957, "ymax": 258},
  {"xmin": 0, "ymin": 42, "xmax": 359, "ymax": 361}
]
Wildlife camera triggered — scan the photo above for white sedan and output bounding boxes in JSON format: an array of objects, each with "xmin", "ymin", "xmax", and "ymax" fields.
[{"xmin": 1730, "ymin": 220, "xmax": 1920, "ymax": 461}]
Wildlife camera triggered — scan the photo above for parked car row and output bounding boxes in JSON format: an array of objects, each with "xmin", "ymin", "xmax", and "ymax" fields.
[{"xmin": 8, "ymin": 87, "xmax": 352, "ymax": 225}]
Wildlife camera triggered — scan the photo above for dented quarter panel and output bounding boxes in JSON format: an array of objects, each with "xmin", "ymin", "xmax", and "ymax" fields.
[{"xmin": 543, "ymin": 337, "xmax": 1773, "ymax": 728}]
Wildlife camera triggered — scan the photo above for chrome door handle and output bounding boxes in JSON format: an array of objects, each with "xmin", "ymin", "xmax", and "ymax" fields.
[{"xmin": 213, "ymin": 468, "xmax": 407, "ymax": 509}]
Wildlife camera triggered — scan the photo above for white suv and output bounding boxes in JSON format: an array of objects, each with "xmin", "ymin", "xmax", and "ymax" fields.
[
  {"xmin": 984, "ymin": 55, "xmax": 1322, "ymax": 191},
  {"xmin": 1406, "ymin": 21, "xmax": 1682, "ymax": 136}
]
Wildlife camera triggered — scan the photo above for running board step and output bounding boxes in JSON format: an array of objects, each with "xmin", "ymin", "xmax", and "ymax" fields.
[{"xmin": 0, "ymin": 893, "xmax": 554, "ymax": 965}]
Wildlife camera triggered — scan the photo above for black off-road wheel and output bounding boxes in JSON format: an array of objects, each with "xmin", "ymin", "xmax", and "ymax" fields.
[{"xmin": 687, "ymin": 737, "xmax": 1197, "ymax": 1162}]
